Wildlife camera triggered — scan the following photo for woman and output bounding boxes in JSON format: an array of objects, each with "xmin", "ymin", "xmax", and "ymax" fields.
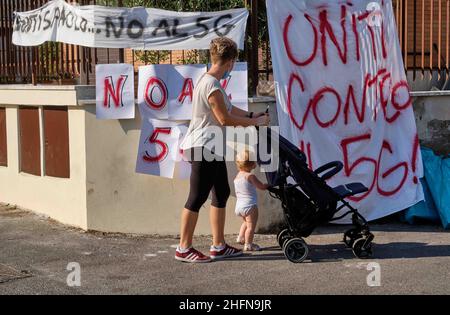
[{"xmin": 175, "ymin": 37, "xmax": 270, "ymax": 263}]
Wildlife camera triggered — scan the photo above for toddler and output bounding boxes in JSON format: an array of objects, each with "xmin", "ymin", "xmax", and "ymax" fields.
[{"xmin": 234, "ymin": 150, "xmax": 269, "ymax": 251}]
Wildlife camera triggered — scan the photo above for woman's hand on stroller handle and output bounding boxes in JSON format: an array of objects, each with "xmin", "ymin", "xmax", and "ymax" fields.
[
  {"xmin": 253, "ymin": 106, "xmax": 270, "ymax": 117},
  {"xmin": 255, "ymin": 113, "xmax": 270, "ymax": 126}
]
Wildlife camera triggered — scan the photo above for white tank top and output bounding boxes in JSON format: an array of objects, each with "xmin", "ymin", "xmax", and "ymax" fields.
[
  {"xmin": 234, "ymin": 172, "xmax": 258, "ymax": 210},
  {"xmin": 180, "ymin": 73, "xmax": 233, "ymax": 156}
]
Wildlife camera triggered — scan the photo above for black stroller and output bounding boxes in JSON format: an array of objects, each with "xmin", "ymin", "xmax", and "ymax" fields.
[{"xmin": 258, "ymin": 128, "xmax": 375, "ymax": 263}]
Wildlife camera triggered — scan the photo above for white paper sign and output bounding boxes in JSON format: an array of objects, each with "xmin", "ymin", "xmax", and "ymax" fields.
[
  {"xmin": 12, "ymin": 0, "xmax": 248, "ymax": 50},
  {"xmin": 96, "ymin": 63, "xmax": 135, "ymax": 120},
  {"xmin": 266, "ymin": 0, "xmax": 424, "ymax": 222},
  {"xmin": 219, "ymin": 62, "xmax": 248, "ymax": 111},
  {"xmin": 138, "ymin": 65, "xmax": 170, "ymax": 120},
  {"xmin": 136, "ymin": 118, "xmax": 189, "ymax": 178},
  {"xmin": 174, "ymin": 125, "xmax": 192, "ymax": 180},
  {"xmin": 138, "ymin": 63, "xmax": 248, "ymax": 120},
  {"xmin": 137, "ymin": 64, "xmax": 206, "ymax": 120},
  {"xmin": 169, "ymin": 65, "xmax": 208, "ymax": 120}
]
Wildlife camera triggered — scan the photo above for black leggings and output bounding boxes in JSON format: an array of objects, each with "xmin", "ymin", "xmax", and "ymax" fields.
[{"xmin": 184, "ymin": 148, "xmax": 230, "ymax": 212}]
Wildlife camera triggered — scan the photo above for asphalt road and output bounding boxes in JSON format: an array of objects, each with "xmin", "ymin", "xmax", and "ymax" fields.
[{"xmin": 0, "ymin": 204, "xmax": 449, "ymax": 295}]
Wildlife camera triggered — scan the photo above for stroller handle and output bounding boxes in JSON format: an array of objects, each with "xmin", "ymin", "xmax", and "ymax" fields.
[{"xmin": 314, "ymin": 161, "xmax": 343, "ymax": 180}]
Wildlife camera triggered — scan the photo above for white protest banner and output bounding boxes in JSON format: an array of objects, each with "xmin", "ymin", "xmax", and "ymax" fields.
[
  {"xmin": 266, "ymin": 0, "xmax": 424, "ymax": 222},
  {"xmin": 168, "ymin": 65, "xmax": 208, "ymax": 120},
  {"xmin": 138, "ymin": 63, "xmax": 248, "ymax": 120},
  {"xmin": 96, "ymin": 63, "xmax": 134, "ymax": 120},
  {"xmin": 219, "ymin": 62, "xmax": 248, "ymax": 111},
  {"xmin": 138, "ymin": 64, "xmax": 206, "ymax": 120},
  {"xmin": 136, "ymin": 118, "xmax": 188, "ymax": 178},
  {"xmin": 138, "ymin": 65, "xmax": 170, "ymax": 120},
  {"xmin": 12, "ymin": 0, "xmax": 248, "ymax": 50},
  {"xmin": 174, "ymin": 125, "xmax": 192, "ymax": 180}
]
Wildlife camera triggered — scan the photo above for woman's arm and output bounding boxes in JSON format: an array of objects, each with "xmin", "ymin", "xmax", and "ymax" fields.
[
  {"xmin": 247, "ymin": 174, "xmax": 270, "ymax": 190},
  {"xmin": 230, "ymin": 106, "xmax": 249, "ymax": 117},
  {"xmin": 209, "ymin": 90, "xmax": 269, "ymax": 127}
]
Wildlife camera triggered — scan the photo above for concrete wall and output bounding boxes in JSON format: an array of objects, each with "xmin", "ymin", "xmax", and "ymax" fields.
[
  {"xmin": 1, "ymin": 85, "xmax": 448, "ymax": 236},
  {"xmin": 0, "ymin": 86, "xmax": 90, "ymax": 229},
  {"xmin": 402, "ymin": 72, "xmax": 450, "ymax": 155},
  {"xmin": 0, "ymin": 85, "xmax": 284, "ymax": 235},
  {"xmin": 83, "ymin": 99, "xmax": 283, "ymax": 235},
  {"xmin": 76, "ymin": 92, "xmax": 448, "ymax": 235},
  {"xmin": 412, "ymin": 91, "xmax": 450, "ymax": 155},
  {"xmin": 407, "ymin": 69, "xmax": 450, "ymax": 92}
]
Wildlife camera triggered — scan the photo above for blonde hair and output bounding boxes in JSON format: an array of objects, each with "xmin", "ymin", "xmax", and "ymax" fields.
[
  {"xmin": 236, "ymin": 149, "xmax": 256, "ymax": 172},
  {"xmin": 210, "ymin": 37, "xmax": 238, "ymax": 65}
]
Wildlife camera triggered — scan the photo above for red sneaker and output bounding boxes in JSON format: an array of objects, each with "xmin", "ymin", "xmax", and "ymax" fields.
[
  {"xmin": 210, "ymin": 244, "xmax": 243, "ymax": 260},
  {"xmin": 175, "ymin": 247, "xmax": 211, "ymax": 263}
]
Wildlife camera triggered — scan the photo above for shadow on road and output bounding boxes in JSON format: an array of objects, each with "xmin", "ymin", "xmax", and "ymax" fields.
[
  {"xmin": 222, "ymin": 242, "xmax": 450, "ymax": 263},
  {"xmin": 311, "ymin": 224, "xmax": 448, "ymax": 235}
]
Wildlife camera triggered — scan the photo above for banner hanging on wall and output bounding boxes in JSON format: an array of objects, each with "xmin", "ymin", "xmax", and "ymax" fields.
[
  {"xmin": 138, "ymin": 63, "xmax": 248, "ymax": 121},
  {"xmin": 137, "ymin": 64, "xmax": 207, "ymax": 120},
  {"xmin": 135, "ymin": 118, "xmax": 190, "ymax": 179},
  {"xmin": 218, "ymin": 62, "xmax": 249, "ymax": 111},
  {"xmin": 96, "ymin": 63, "xmax": 135, "ymax": 120},
  {"xmin": 266, "ymin": 0, "xmax": 424, "ymax": 222},
  {"xmin": 12, "ymin": 0, "xmax": 248, "ymax": 50}
]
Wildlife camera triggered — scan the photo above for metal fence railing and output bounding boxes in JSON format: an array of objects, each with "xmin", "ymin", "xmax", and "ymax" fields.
[
  {"xmin": 0, "ymin": 0, "xmax": 269, "ymax": 94},
  {"xmin": 395, "ymin": 0, "xmax": 450, "ymax": 80},
  {"xmin": 2, "ymin": 0, "xmax": 449, "ymax": 93}
]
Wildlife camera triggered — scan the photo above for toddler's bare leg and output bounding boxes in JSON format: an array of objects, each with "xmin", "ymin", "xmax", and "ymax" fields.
[
  {"xmin": 238, "ymin": 218, "xmax": 247, "ymax": 242},
  {"xmin": 244, "ymin": 207, "xmax": 258, "ymax": 245}
]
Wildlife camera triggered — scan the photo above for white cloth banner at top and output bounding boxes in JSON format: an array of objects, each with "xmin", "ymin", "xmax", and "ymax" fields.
[
  {"xmin": 266, "ymin": 0, "xmax": 424, "ymax": 222},
  {"xmin": 12, "ymin": 0, "xmax": 248, "ymax": 50}
]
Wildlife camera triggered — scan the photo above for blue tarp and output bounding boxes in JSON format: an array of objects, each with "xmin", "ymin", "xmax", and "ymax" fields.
[
  {"xmin": 402, "ymin": 177, "xmax": 440, "ymax": 224},
  {"xmin": 404, "ymin": 148, "xmax": 450, "ymax": 229}
]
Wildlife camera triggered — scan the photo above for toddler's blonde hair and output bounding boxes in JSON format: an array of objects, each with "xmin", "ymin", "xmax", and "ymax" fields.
[{"xmin": 235, "ymin": 149, "xmax": 256, "ymax": 172}]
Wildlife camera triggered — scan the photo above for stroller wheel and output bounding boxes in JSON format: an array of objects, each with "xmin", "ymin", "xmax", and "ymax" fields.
[
  {"xmin": 283, "ymin": 238, "xmax": 309, "ymax": 263},
  {"xmin": 352, "ymin": 238, "xmax": 373, "ymax": 259},
  {"xmin": 277, "ymin": 229, "xmax": 292, "ymax": 249},
  {"xmin": 343, "ymin": 228, "xmax": 362, "ymax": 248}
]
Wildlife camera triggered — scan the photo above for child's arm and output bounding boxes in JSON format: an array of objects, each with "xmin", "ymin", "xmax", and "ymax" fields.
[{"xmin": 247, "ymin": 174, "xmax": 270, "ymax": 190}]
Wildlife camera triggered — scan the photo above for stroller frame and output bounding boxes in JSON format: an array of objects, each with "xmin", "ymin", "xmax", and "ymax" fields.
[{"xmin": 261, "ymin": 131, "xmax": 375, "ymax": 263}]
